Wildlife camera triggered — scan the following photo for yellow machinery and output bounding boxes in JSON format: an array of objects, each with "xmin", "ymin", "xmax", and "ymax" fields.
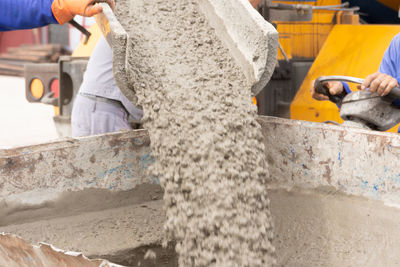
[
  {"xmin": 261, "ymin": 0, "xmax": 400, "ymax": 132},
  {"xmin": 274, "ymin": 0, "xmax": 398, "ymax": 61},
  {"xmin": 257, "ymin": 0, "xmax": 360, "ymax": 116},
  {"xmin": 275, "ymin": 0, "xmax": 359, "ymax": 60}
]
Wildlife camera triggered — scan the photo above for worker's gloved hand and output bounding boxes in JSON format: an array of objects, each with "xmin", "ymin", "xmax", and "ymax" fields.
[
  {"xmin": 310, "ymin": 80, "xmax": 344, "ymax": 101},
  {"xmin": 52, "ymin": 0, "xmax": 116, "ymax": 25},
  {"xmin": 359, "ymin": 72, "xmax": 399, "ymax": 96},
  {"xmin": 249, "ymin": 0, "xmax": 262, "ymax": 8}
]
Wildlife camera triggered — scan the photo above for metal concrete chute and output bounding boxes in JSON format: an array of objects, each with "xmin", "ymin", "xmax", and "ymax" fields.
[
  {"xmin": 94, "ymin": 3, "xmax": 137, "ymax": 105},
  {"xmin": 0, "ymin": 233, "xmax": 122, "ymax": 267},
  {"xmin": 197, "ymin": 0, "xmax": 279, "ymax": 96},
  {"xmin": 94, "ymin": 0, "xmax": 279, "ymax": 98}
]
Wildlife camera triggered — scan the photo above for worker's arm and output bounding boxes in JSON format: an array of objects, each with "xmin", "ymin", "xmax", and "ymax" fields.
[
  {"xmin": 359, "ymin": 34, "xmax": 400, "ymax": 96},
  {"xmin": 0, "ymin": 0, "xmax": 114, "ymax": 31},
  {"xmin": 0, "ymin": 0, "xmax": 57, "ymax": 31},
  {"xmin": 378, "ymin": 34, "xmax": 400, "ymax": 84},
  {"xmin": 52, "ymin": 0, "xmax": 115, "ymax": 25},
  {"xmin": 359, "ymin": 72, "xmax": 399, "ymax": 96}
]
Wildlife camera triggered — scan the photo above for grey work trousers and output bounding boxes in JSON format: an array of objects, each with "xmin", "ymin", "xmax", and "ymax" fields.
[{"xmin": 71, "ymin": 94, "xmax": 131, "ymax": 137}]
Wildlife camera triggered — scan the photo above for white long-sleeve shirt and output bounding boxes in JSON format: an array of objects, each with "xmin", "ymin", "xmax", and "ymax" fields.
[{"xmin": 79, "ymin": 36, "xmax": 143, "ymax": 122}]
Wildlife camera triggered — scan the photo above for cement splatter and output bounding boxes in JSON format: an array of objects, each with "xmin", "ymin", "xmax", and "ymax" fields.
[{"xmin": 116, "ymin": 0, "xmax": 276, "ymax": 265}]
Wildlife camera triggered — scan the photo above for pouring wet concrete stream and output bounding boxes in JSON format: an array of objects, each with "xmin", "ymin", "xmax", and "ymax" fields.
[
  {"xmin": 117, "ymin": 1, "xmax": 275, "ymax": 266},
  {"xmin": 106, "ymin": 0, "xmax": 279, "ymax": 265},
  {"xmin": 87, "ymin": 0, "xmax": 278, "ymax": 265}
]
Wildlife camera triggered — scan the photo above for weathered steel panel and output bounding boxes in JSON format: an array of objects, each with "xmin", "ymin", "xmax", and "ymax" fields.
[
  {"xmin": 0, "ymin": 130, "xmax": 152, "ymax": 204},
  {"xmin": 2, "ymin": 116, "xmax": 400, "ymax": 207},
  {"xmin": 259, "ymin": 116, "xmax": 400, "ymax": 207}
]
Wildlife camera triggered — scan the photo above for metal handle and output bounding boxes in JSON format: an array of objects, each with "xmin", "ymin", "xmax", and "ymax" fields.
[
  {"xmin": 68, "ymin": 19, "xmax": 91, "ymax": 45},
  {"xmin": 386, "ymin": 86, "xmax": 400, "ymax": 100},
  {"xmin": 315, "ymin": 75, "xmax": 400, "ymax": 103},
  {"xmin": 268, "ymin": 2, "xmax": 359, "ymax": 11}
]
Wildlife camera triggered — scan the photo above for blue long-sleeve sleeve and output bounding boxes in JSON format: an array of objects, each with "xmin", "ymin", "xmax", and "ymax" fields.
[
  {"xmin": 379, "ymin": 34, "xmax": 400, "ymax": 85},
  {"xmin": 380, "ymin": 34, "xmax": 400, "ymax": 131},
  {"xmin": 0, "ymin": 0, "xmax": 58, "ymax": 31},
  {"xmin": 341, "ymin": 33, "xmax": 400, "ymax": 96},
  {"xmin": 341, "ymin": 34, "xmax": 400, "ymax": 130}
]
